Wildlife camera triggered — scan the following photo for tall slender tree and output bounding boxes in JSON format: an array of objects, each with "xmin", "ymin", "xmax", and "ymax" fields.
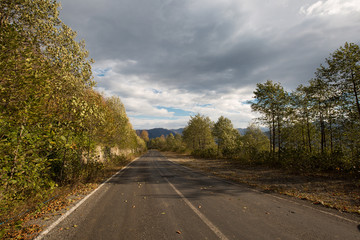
[
  {"xmin": 251, "ymin": 80, "xmax": 290, "ymax": 159},
  {"xmin": 326, "ymin": 42, "xmax": 360, "ymax": 121}
]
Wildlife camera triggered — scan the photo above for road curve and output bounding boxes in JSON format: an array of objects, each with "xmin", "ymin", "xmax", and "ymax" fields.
[{"xmin": 40, "ymin": 150, "xmax": 360, "ymax": 240}]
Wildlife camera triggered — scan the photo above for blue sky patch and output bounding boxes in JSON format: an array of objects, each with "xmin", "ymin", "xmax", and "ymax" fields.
[
  {"xmin": 152, "ymin": 89, "xmax": 162, "ymax": 94},
  {"xmin": 95, "ymin": 67, "xmax": 111, "ymax": 77},
  {"xmin": 156, "ymin": 106, "xmax": 194, "ymax": 117},
  {"xmin": 242, "ymin": 100, "xmax": 254, "ymax": 105},
  {"xmin": 197, "ymin": 104, "xmax": 212, "ymax": 108}
]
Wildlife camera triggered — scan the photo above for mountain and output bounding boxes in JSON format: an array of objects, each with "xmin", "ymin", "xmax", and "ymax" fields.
[
  {"xmin": 171, "ymin": 128, "xmax": 184, "ymax": 135},
  {"xmin": 237, "ymin": 128, "xmax": 247, "ymax": 135},
  {"xmin": 137, "ymin": 127, "xmax": 268, "ymax": 139},
  {"xmin": 136, "ymin": 128, "xmax": 183, "ymax": 139},
  {"xmin": 237, "ymin": 127, "xmax": 270, "ymax": 138}
]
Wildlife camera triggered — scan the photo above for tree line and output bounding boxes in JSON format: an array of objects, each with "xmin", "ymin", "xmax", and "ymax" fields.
[
  {"xmin": 0, "ymin": 0, "xmax": 146, "ymax": 217},
  {"xmin": 147, "ymin": 42, "xmax": 360, "ymax": 176},
  {"xmin": 146, "ymin": 115, "xmax": 269, "ymax": 162},
  {"xmin": 252, "ymin": 42, "xmax": 360, "ymax": 173}
]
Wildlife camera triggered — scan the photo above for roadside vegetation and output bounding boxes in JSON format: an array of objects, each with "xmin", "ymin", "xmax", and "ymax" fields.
[
  {"xmin": 149, "ymin": 42, "xmax": 360, "ymax": 178},
  {"xmin": 147, "ymin": 43, "xmax": 360, "ymax": 213},
  {"xmin": 0, "ymin": 0, "xmax": 146, "ymax": 234}
]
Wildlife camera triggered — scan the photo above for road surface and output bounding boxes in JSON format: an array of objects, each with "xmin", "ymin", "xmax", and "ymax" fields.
[{"xmin": 39, "ymin": 150, "xmax": 360, "ymax": 240}]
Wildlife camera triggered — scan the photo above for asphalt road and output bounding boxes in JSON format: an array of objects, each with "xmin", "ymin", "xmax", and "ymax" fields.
[{"xmin": 40, "ymin": 150, "xmax": 360, "ymax": 240}]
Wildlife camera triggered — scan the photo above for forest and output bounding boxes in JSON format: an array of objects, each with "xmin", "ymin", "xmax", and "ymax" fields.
[
  {"xmin": 148, "ymin": 42, "xmax": 360, "ymax": 176},
  {"xmin": 0, "ymin": 0, "xmax": 146, "ymax": 222}
]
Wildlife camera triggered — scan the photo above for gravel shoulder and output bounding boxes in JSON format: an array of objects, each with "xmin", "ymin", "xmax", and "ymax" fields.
[{"xmin": 161, "ymin": 151, "xmax": 360, "ymax": 215}]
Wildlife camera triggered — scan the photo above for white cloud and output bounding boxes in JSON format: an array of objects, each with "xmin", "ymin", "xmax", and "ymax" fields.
[
  {"xmin": 94, "ymin": 59, "xmax": 257, "ymax": 129},
  {"xmin": 300, "ymin": 0, "xmax": 360, "ymax": 16},
  {"xmin": 59, "ymin": 0, "xmax": 360, "ymax": 129},
  {"xmin": 129, "ymin": 116, "xmax": 190, "ymax": 130}
]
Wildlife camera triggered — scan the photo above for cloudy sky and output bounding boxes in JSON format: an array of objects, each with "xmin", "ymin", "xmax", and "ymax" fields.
[{"xmin": 58, "ymin": 0, "xmax": 360, "ymax": 129}]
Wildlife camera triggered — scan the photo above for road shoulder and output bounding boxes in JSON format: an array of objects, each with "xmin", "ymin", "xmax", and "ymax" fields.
[{"xmin": 161, "ymin": 151, "xmax": 360, "ymax": 217}]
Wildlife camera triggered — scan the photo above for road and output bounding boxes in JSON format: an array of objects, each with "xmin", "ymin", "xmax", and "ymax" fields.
[{"xmin": 39, "ymin": 150, "xmax": 360, "ymax": 240}]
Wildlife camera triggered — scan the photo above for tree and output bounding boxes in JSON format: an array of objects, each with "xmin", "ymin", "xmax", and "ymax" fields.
[
  {"xmin": 307, "ymin": 73, "xmax": 338, "ymax": 154},
  {"xmin": 140, "ymin": 130, "xmax": 149, "ymax": 143},
  {"xmin": 326, "ymin": 42, "xmax": 360, "ymax": 121},
  {"xmin": 182, "ymin": 114, "xmax": 215, "ymax": 151},
  {"xmin": 251, "ymin": 80, "xmax": 290, "ymax": 159},
  {"xmin": 0, "ymin": 1, "xmax": 146, "ymax": 215},
  {"xmin": 166, "ymin": 133, "xmax": 176, "ymax": 150},
  {"xmin": 212, "ymin": 116, "xmax": 240, "ymax": 156},
  {"xmin": 241, "ymin": 124, "xmax": 269, "ymax": 162},
  {"xmin": 290, "ymin": 85, "xmax": 317, "ymax": 153}
]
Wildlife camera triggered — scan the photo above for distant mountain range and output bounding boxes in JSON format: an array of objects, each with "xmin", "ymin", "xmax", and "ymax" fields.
[
  {"xmin": 136, "ymin": 128, "xmax": 183, "ymax": 139},
  {"xmin": 136, "ymin": 127, "xmax": 268, "ymax": 139}
]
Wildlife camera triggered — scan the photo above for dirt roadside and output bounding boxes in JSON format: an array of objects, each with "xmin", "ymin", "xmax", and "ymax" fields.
[{"xmin": 162, "ymin": 151, "xmax": 360, "ymax": 215}]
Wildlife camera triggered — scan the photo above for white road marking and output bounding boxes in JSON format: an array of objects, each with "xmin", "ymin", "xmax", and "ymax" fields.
[
  {"xmin": 34, "ymin": 157, "xmax": 139, "ymax": 240},
  {"xmin": 164, "ymin": 176, "xmax": 229, "ymax": 240}
]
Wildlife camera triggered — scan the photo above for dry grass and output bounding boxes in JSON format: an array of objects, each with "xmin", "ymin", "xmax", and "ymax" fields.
[{"xmin": 162, "ymin": 151, "xmax": 360, "ymax": 214}]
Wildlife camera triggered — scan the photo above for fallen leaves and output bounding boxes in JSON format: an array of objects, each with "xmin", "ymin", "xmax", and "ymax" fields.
[
  {"xmin": 0, "ymin": 183, "xmax": 100, "ymax": 240},
  {"xmin": 0, "ymin": 224, "xmax": 41, "ymax": 240}
]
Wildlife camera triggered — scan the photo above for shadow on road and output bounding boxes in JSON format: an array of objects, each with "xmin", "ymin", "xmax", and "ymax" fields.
[{"xmin": 106, "ymin": 151, "xmax": 254, "ymax": 201}]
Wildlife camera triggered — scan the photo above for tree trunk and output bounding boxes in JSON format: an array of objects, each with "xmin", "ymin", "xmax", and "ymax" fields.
[
  {"xmin": 277, "ymin": 118, "xmax": 281, "ymax": 160},
  {"xmin": 320, "ymin": 112, "xmax": 325, "ymax": 154},
  {"xmin": 351, "ymin": 72, "xmax": 360, "ymax": 121},
  {"xmin": 301, "ymin": 124, "xmax": 305, "ymax": 150},
  {"xmin": 268, "ymin": 123, "xmax": 272, "ymax": 153},
  {"xmin": 306, "ymin": 113, "xmax": 312, "ymax": 153},
  {"xmin": 272, "ymin": 114, "xmax": 276, "ymax": 158},
  {"xmin": 8, "ymin": 125, "xmax": 25, "ymax": 191},
  {"xmin": 329, "ymin": 115, "xmax": 333, "ymax": 153}
]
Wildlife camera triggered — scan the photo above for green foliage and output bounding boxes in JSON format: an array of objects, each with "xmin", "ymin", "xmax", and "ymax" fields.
[
  {"xmin": 0, "ymin": 0, "xmax": 146, "ymax": 221},
  {"xmin": 251, "ymin": 80, "xmax": 290, "ymax": 158},
  {"xmin": 149, "ymin": 135, "xmax": 167, "ymax": 150},
  {"xmin": 213, "ymin": 116, "xmax": 240, "ymax": 157},
  {"xmin": 182, "ymin": 114, "xmax": 216, "ymax": 151},
  {"xmin": 240, "ymin": 124, "xmax": 270, "ymax": 164},
  {"xmin": 250, "ymin": 42, "xmax": 360, "ymax": 174},
  {"xmin": 140, "ymin": 130, "xmax": 150, "ymax": 143},
  {"xmin": 191, "ymin": 148, "xmax": 218, "ymax": 159}
]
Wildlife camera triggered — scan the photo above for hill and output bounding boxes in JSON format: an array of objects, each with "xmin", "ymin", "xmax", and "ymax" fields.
[
  {"xmin": 136, "ymin": 128, "xmax": 183, "ymax": 139},
  {"xmin": 137, "ymin": 127, "xmax": 268, "ymax": 139}
]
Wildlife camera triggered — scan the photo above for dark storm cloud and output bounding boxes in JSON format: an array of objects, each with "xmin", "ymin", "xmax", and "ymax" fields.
[
  {"xmin": 59, "ymin": 0, "xmax": 254, "ymax": 91},
  {"xmin": 60, "ymin": 0, "xmax": 359, "ymax": 93},
  {"xmin": 58, "ymin": 0, "xmax": 360, "ymax": 128}
]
